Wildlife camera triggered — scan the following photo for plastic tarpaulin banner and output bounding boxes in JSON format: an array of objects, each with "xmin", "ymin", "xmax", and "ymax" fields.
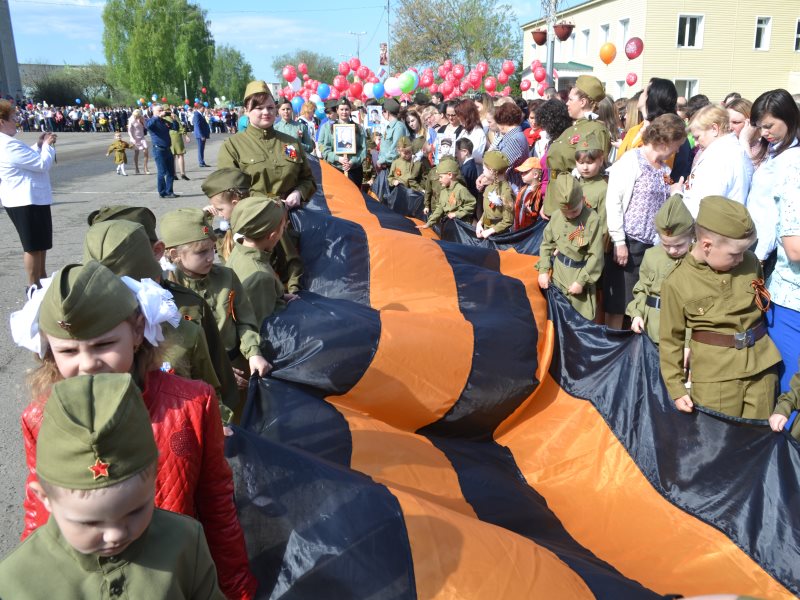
[{"xmin": 226, "ymin": 159, "xmax": 800, "ymax": 599}]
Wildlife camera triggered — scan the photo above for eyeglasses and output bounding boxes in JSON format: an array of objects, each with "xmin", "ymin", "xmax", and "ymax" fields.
[{"xmin": 446, "ymin": 113, "xmax": 457, "ymax": 118}]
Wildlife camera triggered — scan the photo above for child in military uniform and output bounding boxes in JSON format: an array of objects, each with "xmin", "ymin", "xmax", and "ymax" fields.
[
  {"xmin": 106, "ymin": 132, "xmax": 133, "ymax": 176},
  {"xmin": 513, "ymin": 157, "xmax": 543, "ymax": 231},
  {"xmin": 659, "ymin": 196, "xmax": 781, "ymax": 418},
  {"xmin": 388, "ymin": 136, "xmax": 424, "ymax": 190},
  {"xmin": 418, "ymin": 157, "xmax": 476, "ymax": 230},
  {"xmin": 627, "ymin": 194, "xmax": 694, "ymax": 343},
  {"xmin": 536, "ymin": 176, "xmax": 604, "ymax": 320},
  {"xmin": 226, "ymin": 196, "xmax": 297, "ymax": 325},
  {"xmin": 574, "ymin": 135, "xmax": 608, "ymax": 232},
  {"xmin": 0, "ymin": 373, "xmax": 225, "ymax": 599},
  {"xmin": 11, "ymin": 261, "xmax": 257, "ymax": 598},
  {"xmin": 769, "ymin": 360, "xmax": 800, "ymax": 439},
  {"xmin": 200, "ymin": 168, "xmax": 252, "ymax": 262},
  {"xmin": 476, "ymin": 150, "xmax": 514, "ymax": 239}
]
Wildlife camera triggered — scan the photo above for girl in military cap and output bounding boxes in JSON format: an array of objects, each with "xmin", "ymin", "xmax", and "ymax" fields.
[
  {"xmin": 200, "ymin": 168, "xmax": 252, "ymax": 262},
  {"xmin": 476, "ymin": 150, "xmax": 514, "ymax": 239},
  {"xmin": 10, "ymin": 261, "xmax": 257, "ymax": 599},
  {"xmin": 388, "ymin": 136, "xmax": 424, "ymax": 190}
]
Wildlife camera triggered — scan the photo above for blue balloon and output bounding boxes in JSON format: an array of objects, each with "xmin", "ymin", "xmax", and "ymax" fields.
[
  {"xmin": 194, "ymin": 97, "xmax": 200, "ymax": 103},
  {"xmin": 315, "ymin": 107, "xmax": 326, "ymax": 120},
  {"xmin": 372, "ymin": 82, "xmax": 385, "ymax": 100},
  {"xmin": 291, "ymin": 96, "xmax": 304, "ymax": 113},
  {"xmin": 147, "ymin": 101, "xmax": 152, "ymax": 106},
  {"xmin": 151, "ymin": 94, "xmax": 157, "ymax": 101},
  {"xmin": 75, "ymin": 98, "xmax": 81, "ymax": 104},
  {"xmin": 203, "ymin": 101, "xmax": 209, "ymax": 107},
  {"xmin": 317, "ymin": 83, "xmax": 331, "ymax": 100}
]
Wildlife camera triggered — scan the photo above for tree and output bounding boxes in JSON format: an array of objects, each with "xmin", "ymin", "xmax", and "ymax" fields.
[
  {"xmin": 102, "ymin": 0, "xmax": 214, "ymax": 100},
  {"xmin": 210, "ymin": 45, "xmax": 254, "ymax": 104},
  {"xmin": 391, "ymin": 0, "xmax": 521, "ymax": 73},
  {"xmin": 270, "ymin": 50, "xmax": 337, "ymax": 85}
]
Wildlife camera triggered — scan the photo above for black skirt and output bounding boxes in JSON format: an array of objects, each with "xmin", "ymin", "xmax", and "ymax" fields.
[
  {"xmin": 5, "ymin": 204, "xmax": 53, "ymax": 252},
  {"xmin": 602, "ymin": 238, "xmax": 651, "ymax": 314}
]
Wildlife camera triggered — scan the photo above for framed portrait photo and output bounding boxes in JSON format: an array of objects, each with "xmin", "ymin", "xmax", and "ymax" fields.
[
  {"xmin": 366, "ymin": 106, "xmax": 383, "ymax": 129},
  {"xmin": 333, "ymin": 123, "xmax": 356, "ymax": 154}
]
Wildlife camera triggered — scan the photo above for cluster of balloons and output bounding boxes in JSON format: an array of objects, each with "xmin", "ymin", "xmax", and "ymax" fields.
[{"xmin": 598, "ymin": 37, "xmax": 644, "ymax": 88}]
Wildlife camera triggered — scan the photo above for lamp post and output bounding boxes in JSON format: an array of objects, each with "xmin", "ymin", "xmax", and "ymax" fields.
[
  {"xmin": 348, "ymin": 31, "xmax": 367, "ymax": 60},
  {"xmin": 541, "ymin": 0, "xmax": 559, "ymax": 88},
  {"xmin": 184, "ymin": 70, "xmax": 191, "ymax": 101}
]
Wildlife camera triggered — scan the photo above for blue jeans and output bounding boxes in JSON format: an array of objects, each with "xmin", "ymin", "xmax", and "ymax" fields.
[
  {"xmin": 196, "ymin": 137, "xmax": 207, "ymax": 165},
  {"xmin": 152, "ymin": 145, "xmax": 175, "ymax": 196}
]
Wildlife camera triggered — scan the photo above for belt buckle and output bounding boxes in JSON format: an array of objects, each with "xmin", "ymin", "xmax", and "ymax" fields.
[{"xmin": 734, "ymin": 329, "xmax": 755, "ymax": 350}]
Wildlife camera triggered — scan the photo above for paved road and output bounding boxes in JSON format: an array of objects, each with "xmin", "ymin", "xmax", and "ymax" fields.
[{"xmin": 0, "ymin": 130, "xmax": 231, "ymax": 557}]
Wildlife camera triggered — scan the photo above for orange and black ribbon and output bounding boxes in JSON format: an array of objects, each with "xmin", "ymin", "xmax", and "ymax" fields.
[
  {"xmin": 228, "ymin": 290, "xmax": 238, "ymax": 321},
  {"xmin": 751, "ymin": 278, "xmax": 771, "ymax": 312},
  {"xmin": 567, "ymin": 224, "xmax": 585, "ymax": 246}
]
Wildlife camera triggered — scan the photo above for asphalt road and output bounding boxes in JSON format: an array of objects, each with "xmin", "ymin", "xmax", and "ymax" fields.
[{"xmin": 0, "ymin": 130, "xmax": 231, "ymax": 558}]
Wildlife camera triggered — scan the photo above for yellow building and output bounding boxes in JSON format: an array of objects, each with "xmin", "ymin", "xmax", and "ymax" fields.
[{"xmin": 521, "ymin": 0, "xmax": 800, "ymax": 101}]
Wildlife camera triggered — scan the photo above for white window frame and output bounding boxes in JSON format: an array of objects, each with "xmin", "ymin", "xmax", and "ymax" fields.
[
  {"xmin": 616, "ymin": 80, "xmax": 626, "ymax": 99},
  {"xmin": 754, "ymin": 16, "xmax": 772, "ymax": 51},
  {"xmin": 582, "ymin": 28, "xmax": 590, "ymax": 56},
  {"xmin": 674, "ymin": 78, "xmax": 700, "ymax": 98},
  {"xmin": 618, "ymin": 18, "xmax": 630, "ymax": 49},
  {"xmin": 676, "ymin": 14, "xmax": 704, "ymax": 49},
  {"xmin": 600, "ymin": 24, "xmax": 610, "ymax": 44}
]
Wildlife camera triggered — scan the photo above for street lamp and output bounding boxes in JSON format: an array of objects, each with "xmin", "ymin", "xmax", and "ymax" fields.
[
  {"xmin": 348, "ymin": 31, "xmax": 367, "ymax": 60},
  {"xmin": 184, "ymin": 70, "xmax": 191, "ymax": 101}
]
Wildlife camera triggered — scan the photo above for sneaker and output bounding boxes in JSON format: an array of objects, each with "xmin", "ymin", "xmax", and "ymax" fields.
[
  {"xmin": 181, "ymin": 175, "xmax": 190, "ymax": 180},
  {"xmin": 165, "ymin": 193, "xmax": 180, "ymax": 198}
]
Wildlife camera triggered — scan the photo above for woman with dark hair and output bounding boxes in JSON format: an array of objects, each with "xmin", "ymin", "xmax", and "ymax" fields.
[
  {"xmin": 274, "ymin": 97, "xmax": 315, "ymax": 154},
  {"xmin": 533, "ymin": 100, "xmax": 573, "ymax": 204},
  {"xmin": 454, "ymin": 98, "xmax": 486, "ymax": 165},
  {"xmin": 482, "ymin": 101, "xmax": 528, "ymax": 191},
  {"xmin": 745, "ymin": 89, "xmax": 800, "ymax": 392}
]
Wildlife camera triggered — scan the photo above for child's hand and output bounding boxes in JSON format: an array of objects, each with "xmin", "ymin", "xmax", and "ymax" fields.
[
  {"xmin": 631, "ymin": 316, "xmax": 644, "ymax": 333},
  {"xmin": 669, "ymin": 176, "xmax": 685, "ymax": 195},
  {"xmin": 567, "ymin": 281, "xmax": 583, "ymax": 295},
  {"xmin": 248, "ymin": 355, "xmax": 272, "ymax": 378},
  {"xmin": 769, "ymin": 413, "xmax": 789, "ymax": 432},
  {"xmin": 203, "ymin": 204, "xmax": 221, "ymax": 216},
  {"xmin": 423, "ymin": 207, "xmax": 430, "ymax": 215},
  {"xmin": 284, "ymin": 190, "xmax": 303, "ymax": 209},
  {"xmin": 232, "ymin": 367, "xmax": 249, "ymax": 389},
  {"xmin": 674, "ymin": 394, "xmax": 694, "ymax": 413},
  {"xmin": 481, "ymin": 227, "xmax": 495, "ymax": 239},
  {"xmin": 416, "ymin": 223, "xmax": 431, "ymax": 230},
  {"xmin": 447, "ymin": 212, "xmax": 457, "ymax": 219},
  {"xmin": 538, "ymin": 273, "xmax": 550, "ymax": 289},
  {"xmin": 392, "ymin": 179, "xmax": 400, "ymax": 186},
  {"xmin": 283, "ymin": 293, "xmax": 299, "ymax": 303}
]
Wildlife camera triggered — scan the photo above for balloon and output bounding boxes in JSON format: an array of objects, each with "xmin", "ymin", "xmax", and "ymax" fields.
[
  {"xmin": 214, "ymin": 97, "xmax": 221, "ymax": 104},
  {"xmin": 151, "ymin": 94, "xmax": 158, "ymax": 101},
  {"xmin": 625, "ymin": 37, "xmax": 644, "ymax": 60},
  {"xmin": 476, "ymin": 61, "xmax": 488, "ymax": 76},
  {"xmin": 363, "ymin": 82, "xmax": 374, "ymax": 98},
  {"xmin": 356, "ymin": 65, "xmax": 369, "ymax": 80},
  {"xmin": 441, "ymin": 81, "xmax": 454, "ymax": 96},
  {"xmin": 533, "ymin": 67, "xmax": 547, "ymax": 83},
  {"xmin": 626, "ymin": 72, "xmax": 638, "ymax": 86},
  {"xmin": 459, "ymin": 80, "xmax": 470, "ymax": 94},
  {"xmin": 483, "ymin": 76, "xmax": 497, "ymax": 92},
  {"xmin": 438, "ymin": 65, "xmax": 448, "ymax": 79},
  {"xmin": 372, "ymin": 82, "xmax": 385, "ymax": 99},
  {"xmin": 282, "ymin": 65, "xmax": 297, "ymax": 82},
  {"xmin": 599, "ymin": 42, "xmax": 617, "ymax": 65},
  {"xmin": 398, "ymin": 72, "xmax": 414, "ymax": 94},
  {"xmin": 290, "ymin": 78, "xmax": 302, "ymax": 91},
  {"xmin": 315, "ymin": 106, "xmax": 325, "ymax": 120},
  {"xmin": 497, "ymin": 71, "xmax": 509, "ymax": 84},
  {"xmin": 501, "ymin": 86, "xmax": 511, "ymax": 96},
  {"xmin": 443, "ymin": 59, "xmax": 453, "ymax": 70},
  {"xmin": 531, "ymin": 59, "xmax": 542, "ymax": 70},
  {"xmin": 338, "ymin": 61, "xmax": 350, "ymax": 76},
  {"xmin": 420, "ymin": 74, "xmax": 433, "ymax": 88},
  {"xmin": 194, "ymin": 97, "xmax": 200, "ymax": 103},
  {"xmin": 147, "ymin": 101, "xmax": 152, "ymax": 106},
  {"xmin": 384, "ymin": 76, "xmax": 401, "ymax": 97},
  {"xmin": 309, "ymin": 93, "xmax": 321, "ymax": 104},
  {"xmin": 221, "ymin": 96, "xmax": 226, "ymax": 101},
  {"xmin": 75, "ymin": 98, "xmax": 81, "ymax": 104},
  {"xmin": 502, "ymin": 60, "xmax": 515, "ymax": 75},
  {"xmin": 468, "ymin": 71, "xmax": 481, "ymax": 86},
  {"xmin": 282, "ymin": 86, "xmax": 293, "ymax": 98},
  {"xmin": 298, "ymin": 62, "xmax": 308, "ymax": 74},
  {"xmin": 537, "ymin": 83, "xmax": 546, "ymax": 96},
  {"xmin": 184, "ymin": 98, "xmax": 190, "ymax": 104},
  {"xmin": 520, "ymin": 79, "xmax": 531, "ymax": 92},
  {"xmin": 317, "ymin": 83, "xmax": 331, "ymax": 100},
  {"xmin": 349, "ymin": 57, "xmax": 361, "ymax": 71},
  {"xmin": 302, "ymin": 74, "xmax": 309, "ymax": 81},
  {"xmin": 201, "ymin": 87, "xmax": 207, "ymax": 94},
  {"xmin": 452, "ymin": 64, "xmax": 465, "ymax": 79},
  {"xmin": 334, "ymin": 75, "xmax": 349, "ymax": 92},
  {"xmin": 349, "ymin": 81, "xmax": 363, "ymax": 97},
  {"xmin": 429, "ymin": 83, "xmax": 438, "ymax": 94},
  {"xmin": 291, "ymin": 96, "xmax": 304, "ymax": 113}
]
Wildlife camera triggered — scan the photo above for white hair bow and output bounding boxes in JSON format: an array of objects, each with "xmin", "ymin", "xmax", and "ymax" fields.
[
  {"xmin": 9, "ymin": 275, "xmax": 55, "ymax": 358},
  {"xmin": 120, "ymin": 277, "xmax": 181, "ymax": 346}
]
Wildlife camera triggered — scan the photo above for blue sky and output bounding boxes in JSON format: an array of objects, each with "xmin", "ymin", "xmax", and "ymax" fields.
[{"xmin": 8, "ymin": 0, "xmax": 540, "ymax": 83}]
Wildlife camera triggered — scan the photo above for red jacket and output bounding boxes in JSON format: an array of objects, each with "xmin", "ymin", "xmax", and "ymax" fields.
[{"xmin": 22, "ymin": 370, "xmax": 257, "ymax": 600}]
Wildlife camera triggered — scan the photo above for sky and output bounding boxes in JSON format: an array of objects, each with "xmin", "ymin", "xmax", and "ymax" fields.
[{"xmin": 8, "ymin": 0, "xmax": 542, "ymax": 84}]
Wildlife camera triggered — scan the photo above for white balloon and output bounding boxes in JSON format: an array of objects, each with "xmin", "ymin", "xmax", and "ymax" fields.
[
  {"xmin": 290, "ymin": 78, "xmax": 302, "ymax": 91},
  {"xmin": 384, "ymin": 76, "xmax": 401, "ymax": 97},
  {"xmin": 309, "ymin": 94, "xmax": 321, "ymax": 104},
  {"xmin": 363, "ymin": 82, "xmax": 374, "ymax": 99},
  {"xmin": 221, "ymin": 96, "xmax": 226, "ymax": 101}
]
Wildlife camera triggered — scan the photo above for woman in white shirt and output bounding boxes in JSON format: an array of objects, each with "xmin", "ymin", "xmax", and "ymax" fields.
[
  {"xmin": 454, "ymin": 99, "xmax": 487, "ymax": 165},
  {"xmin": 0, "ymin": 99, "xmax": 56, "ymax": 292}
]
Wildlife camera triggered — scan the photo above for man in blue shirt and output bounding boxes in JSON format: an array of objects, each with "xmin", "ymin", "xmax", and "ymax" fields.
[
  {"xmin": 146, "ymin": 105, "xmax": 178, "ymax": 198},
  {"xmin": 192, "ymin": 106, "xmax": 212, "ymax": 167}
]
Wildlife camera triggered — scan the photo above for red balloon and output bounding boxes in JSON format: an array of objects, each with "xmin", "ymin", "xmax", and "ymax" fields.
[
  {"xmin": 520, "ymin": 79, "xmax": 531, "ymax": 92},
  {"xmin": 468, "ymin": 71, "xmax": 481, "ymax": 86},
  {"xmin": 298, "ymin": 62, "xmax": 308, "ymax": 74},
  {"xmin": 497, "ymin": 71, "xmax": 509, "ymax": 84},
  {"xmin": 443, "ymin": 59, "xmax": 453, "ymax": 70},
  {"xmin": 626, "ymin": 72, "xmax": 638, "ymax": 86},
  {"xmin": 161, "ymin": 97, "xmax": 167, "ymax": 102},
  {"xmin": 459, "ymin": 80, "xmax": 470, "ymax": 93},
  {"xmin": 349, "ymin": 57, "xmax": 361, "ymax": 71},
  {"xmin": 338, "ymin": 61, "xmax": 350, "ymax": 76},
  {"xmin": 484, "ymin": 76, "xmax": 497, "ymax": 92},
  {"xmin": 330, "ymin": 88, "xmax": 339, "ymax": 99},
  {"xmin": 357, "ymin": 66, "xmax": 369, "ymax": 80},
  {"xmin": 476, "ymin": 61, "xmax": 488, "ymax": 76},
  {"xmin": 429, "ymin": 83, "xmax": 439, "ymax": 94},
  {"xmin": 441, "ymin": 81, "xmax": 454, "ymax": 96},
  {"xmin": 530, "ymin": 59, "xmax": 542, "ymax": 70},
  {"xmin": 349, "ymin": 82, "xmax": 363, "ymax": 97},
  {"xmin": 445, "ymin": 72, "xmax": 456, "ymax": 84},
  {"xmin": 625, "ymin": 37, "xmax": 644, "ymax": 60},
  {"xmin": 311, "ymin": 80, "xmax": 319, "ymax": 91},
  {"xmin": 368, "ymin": 76, "xmax": 379, "ymax": 83},
  {"xmin": 420, "ymin": 74, "xmax": 433, "ymax": 87},
  {"xmin": 533, "ymin": 67, "xmax": 547, "ymax": 83},
  {"xmin": 537, "ymin": 83, "xmax": 546, "ymax": 97},
  {"xmin": 282, "ymin": 86, "xmax": 293, "ymax": 98},
  {"xmin": 282, "ymin": 65, "xmax": 297, "ymax": 82},
  {"xmin": 501, "ymin": 86, "xmax": 511, "ymax": 96},
  {"xmin": 184, "ymin": 98, "xmax": 190, "ymax": 105},
  {"xmin": 438, "ymin": 65, "xmax": 448, "ymax": 79},
  {"xmin": 201, "ymin": 87, "xmax": 207, "ymax": 94},
  {"xmin": 453, "ymin": 64, "xmax": 465, "ymax": 79},
  {"xmin": 334, "ymin": 75, "xmax": 349, "ymax": 91},
  {"xmin": 502, "ymin": 60, "xmax": 515, "ymax": 75}
]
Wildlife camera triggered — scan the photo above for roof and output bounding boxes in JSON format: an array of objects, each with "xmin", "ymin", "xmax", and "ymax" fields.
[{"xmin": 521, "ymin": 0, "xmax": 609, "ymax": 28}]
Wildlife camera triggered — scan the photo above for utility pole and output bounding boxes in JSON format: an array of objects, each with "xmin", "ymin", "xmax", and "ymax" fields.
[
  {"xmin": 387, "ymin": 0, "xmax": 390, "ymax": 58},
  {"xmin": 348, "ymin": 31, "xmax": 367, "ymax": 60}
]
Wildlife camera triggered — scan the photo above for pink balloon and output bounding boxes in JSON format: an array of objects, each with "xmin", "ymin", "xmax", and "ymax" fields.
[
  {"xmin": 533, "ymin": 67, "xmax": 546, "ymax": 83},
  {"xmin": 302, "ymin": 74, "xmax": 309, "ymax": 81},
  {"xmin": 311, "ymin": 80, "xmax": 319, "ymax": 91},
  {"xmin": 497, "ymin": 71, "xmax": 509, "ymax": 84},
  {"xmin": 626, "ymin": 72, "xmax": 638, "ymax": 86},
  {"xmin": 356, "ymin": 66, "xmax": 369, "ymax": 80},
  {"xmin": 438, "ymin": 65, "xmax": 448, "ymax": 79},
  {"xmin": 476, "ymin": 61, "xmax": 488, "ymax": 76},
  {"xmin": 338, "ymin": 62, "xmax": 350, "ymax": 76},
  {"xmin": 298, "ymin": 63, "xmax": 308, "ymax": 75},
  {"xmin": 502, "ymin": 60, "xmax": 515, "ymax": 75},
  {"xmin": 453, "ymin": 64, "xmax": 465, "ymax": 79},
  {"xmin": 349, "ymin": 57, "xmax": 361, "ymax": 71},
  {"xmin": 468, "ymin": 71, "xmax": 480, "ymax": 86},
  {"xmin": 282, "ymin": 65, "xmax": 297, "ymax": 82},
  {"xmin": 484, "ymin": 76, "xmax": 497, "ymax": 92},
  {"xmin": 520, "ymin": 79, "xmax": 531, "ymax": 91},
  {"xmin": 282, "ymin": 85, "xmax": 293, "ymax": 98},
  {"xmin": 459, "ymin": 80, "xmax": 470, "ymax": 93},
  {"xmin": 369, "ymin": 76, "xmax": 379, "ymax": 83},
  {"xmin": 501, "ymin": 86, "xmax": 511, "ymax": 96},
  {"xmin": 530, "ymin": 59, "xmax": 542, "ymax": 70},
  {"xmin": 445, "ymin": 72, "xmax": 456, "ymax": 83}
]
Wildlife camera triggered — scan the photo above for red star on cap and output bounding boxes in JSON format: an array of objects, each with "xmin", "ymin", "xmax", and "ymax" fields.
[{"xmin": 88, "ymin": 458, "xmax": 110, "ymax": 479}]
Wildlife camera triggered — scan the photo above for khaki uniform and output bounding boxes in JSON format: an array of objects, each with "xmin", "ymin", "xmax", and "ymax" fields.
[
  {"xmin": 161, "ymin": 318, "xmax": 221, "ymax": 393},
  {"xmin": 0, "ymin": 511, "xmax": 224, "ymax": 599},
  {"xmin": 427, "ymin": 181, "xmax": 476, "ymax": 226},
  {"xmin": 773, "ymin": 365, "xmax": 800, "ymax": 439},
  {"xmin": 537, "ymin": 205, "xmax": 604, "ymax": 320},
  {"xmin": 544, "ymin": 119, "xmax": 610, "ymax": 217},
  {"xmin": 481, "ymin": 180, "xmax": 514, "ymax": 234},
  {"xmin": 626, "ymin": 245, "xmax": 680, "ymax": 343},
  {"xmin": 424, "ymin": 169, "xmax": 442, "ymax": 212},
  {"xmin": 106, "ymin": 140, "xmax": 132, "ymax": 165},
  {"xmin": 659, "ymin": 251, "xmax": 781, "ymax": 417},
  {"xmin": 225, "ymin": 243, "xmax": 286, "ymax": 325},
  {"xmin": 388, "ymin": 157, "xmax": 423, "ymax": 190},
  {"xmin": 578, "ymin": 175, "xmax": 608, "ymax": 232}
]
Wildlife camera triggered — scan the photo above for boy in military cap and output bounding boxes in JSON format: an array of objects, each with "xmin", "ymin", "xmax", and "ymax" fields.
[
  {"xmin": 770, "ymin": 360, "xmax": 800, "ymax": 439},
  {"xmin": 537, "ymin": 176, "xmax": 604, "ymax": 320},
  {"xmin": 574, "ymin": 133, "xmax": 608, "ymax": 230},
  {"xmin": 660, "ymin": 196, "xmax": 781, "ymax": 417},
  {"xmin": 513, "ymin": 157, "xmax": 543, "ymax": 230},
  {"xmin": 105, "ymin": 132, "xmax": 133, "ymax": 176},
  {"xmin": 0, "ymin": 373, "xmax": 224, "ymax": 598},
  {"xmin": 226, "ymin": 196, "xmax": 297, "ymax": 325},
  {"xmin": 418, "ymin": 157, "xmax": 476, "ymax": 230},
  {"xmin": 476, "ymin": 150, "xmax": 514, "ymax": 239},
  {"xmin": 200, "ymin": 168, "xmax": 253, "ymax": 262},
  {"xmin": 388, "ymin": 136, "xmax": 424, "ymax": 190},
  {"xmin": 627, "ymin": 194, "xmax": 694, "ymax": 343}
]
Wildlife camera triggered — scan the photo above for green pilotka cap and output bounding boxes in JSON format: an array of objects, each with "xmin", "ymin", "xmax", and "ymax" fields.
[
  {"xmin": 244, "ymin": 80, "xmax": 273, "ymax": 102},
  {"xmin": 200, "ymin": 168, "xmax": 251, "ymax": 199},
  {"xmin": 483, "ymin": 150, "xmax": 510, "ymax": 172},
  {"xmin": 37, "ymin": 374, "xmax": 158, "ymax": 490},
  {"xmin": 230, "ymin": 196, "xmax": 286, "ymax": 239},
  {"xmin": 39, "ymin": 261, "xmax": 138, "ymax": 341},
  {"xmin": 557, "ymin": 176, "xmax": 585, "ymax": 210},
  {"xmin": 575, "ymin": 133, "xmax": 604, "ymax": 155},
  {"xmin": 383, "ymin": 98, "xmax": 401, "ymax": 116},
  {"xmin": 655, "ymin": 194, "xmax": 694, "ymax": 237},
  {"xmin": 87, "ymin": 205, "xmax": 159, "ymax": 243},
  {"xmin": 160, "ymin": 208, "xmax": 215, "ymax": 248},
  {"xmin": 435, "ymin": 157, "xmax": 460, "ymax": 175},
  {"xmin": 83, "ymin": 221, "xmax": 162, "ymax": 282},
  {"xmin": 696, "ymin": 196, "xmax": 755, "ymax": 239},
  {"xmin": 575, "ymin": 75, "xmax": 605, "ymax": 103},
  {"xmin": 396, "ymin": 136, "xmax": 412, "ymax": 150}
]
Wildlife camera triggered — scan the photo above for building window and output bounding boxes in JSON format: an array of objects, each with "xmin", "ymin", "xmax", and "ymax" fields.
[
  {"xmin": 677, "ymin": 15, "xmax": 703, "ymax": 48},
  {"xmin": 796, "ymin": 20, "xmax": 800, "ymax": 51},
  {"xmin": 618, "ymin": 18, "xmax": 630, "ymax": 48},
  {"xmin": 569, "ymin": 32, "xmax": 576, "ymax": 60},
  {"xmin": 616, "ymin": 80, "xmax": 626, "ymax": 98},
  {"xmin": 754, "ymin": 16, "xmax": 771, "ymax": 50},
  {"xmin": 674, "ymin": 79, "xmax": 699, "ymax": 98},
  {"xmin": 582, "ymin": 29, "xmax": 590, "ymax": 56},
  {"xmin": 601, "ymin": 24, "xmax": 610, "ymax": 44}
]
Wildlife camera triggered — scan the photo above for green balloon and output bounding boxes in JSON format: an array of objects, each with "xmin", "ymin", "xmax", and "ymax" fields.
[{"xmin": 399, "ymin": 72, "xmax": 415, "ymax": 94}]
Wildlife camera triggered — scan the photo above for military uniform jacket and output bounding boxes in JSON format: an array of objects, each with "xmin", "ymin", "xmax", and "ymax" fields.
[
  {"xmin": 774, "ymin": 368, "xmax": 800, "ymax": 438},
  {"xmin": 161, "ymin": 318, "xmax": 221, "ymax": 398},
  {"xmin": 217, "ymin": 124, "xmax": 317, "ymax": 203},
  {"xmin": 106, "ymin": 140, "xmax": 132, "ymax": 165},
  {"xmin": 427, "ymin": 181, "xmax": 476, "ymax": 226},
  {"xmin": 0, "ymin": 510, "xmax": 224, "ymax": 600},
  {"xmin": 626, "ymin": 245, "xmax": 680, "ymax": 343},
  {"xmin": 544, "ymin": 118, "xmax": 610, "ymax": 217},
  {"xmin": 169, "ymin": 265, "xmax": 262, "ymax": 360},
  {"xmin": 578, "ymin": 175, "xmax": 608, "ymax": 234},
  {"xmin": 318, "ymin": 119, "xmax": 367, "ymax": 169},
  {"xmin": 226, "ymin": 243, "xmax": 286, "ymax": 326},
  {"xmin": 481, "ymin": 180, "xmax": 514, "ymax": 234},
  {"xmin": 388, "ymin": 157, "xmax": 423, "ymax": 190},
  {"xmin": 537, "ymin": 205, "xmax": 603, "ymax": 286},
  {"xmin": 659, "ymin": 251, "xmax": 782, "ymax": 399}
]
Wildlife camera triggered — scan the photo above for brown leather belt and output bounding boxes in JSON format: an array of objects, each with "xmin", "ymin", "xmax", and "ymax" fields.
[{"xmin": 691, "ymin": 321, "xmax": 767, "ymax": 350}]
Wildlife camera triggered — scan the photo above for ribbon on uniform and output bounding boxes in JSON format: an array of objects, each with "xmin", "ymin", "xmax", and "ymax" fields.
[
  {"xmin": 568, "ymin": 223, "xmax": 586, "ymax": 246},
  {"xmin": 750, "ymin": 278, "xmax": 771, "ymax": 312}
]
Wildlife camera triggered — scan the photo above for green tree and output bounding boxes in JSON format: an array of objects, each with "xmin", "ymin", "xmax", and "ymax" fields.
[
  {"xmin": 102, "ymin": 0, "xmax": 214, "ymax": 100},
  {"xmin": 391, "ymin": 0, "xmax": 521, "ymax": 74},
  {"xmin": 270, "ymin": 50, "xmax": 337, "ymax": 85},
  {"xmin": 209, "ymin": 45, "xmax": 254, "ymax": 104}
]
